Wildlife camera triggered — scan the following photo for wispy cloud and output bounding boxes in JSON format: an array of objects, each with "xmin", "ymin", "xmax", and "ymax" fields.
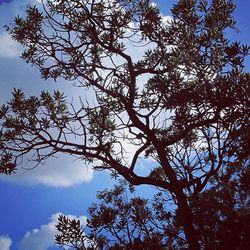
[
  {"xmin": 0, "ymin": 235, "xmax": 12, "ymax": 250},
  {"xmin": 0, "ymin": 32, "xmax": 21, "ymax": 58},
  {"xmin": 19, "ymin": 213, "xmax": 87, "ymax": 250},
  {"xmin": 0, "ymin": 155, "xmax": 94, "ymax": 187}
]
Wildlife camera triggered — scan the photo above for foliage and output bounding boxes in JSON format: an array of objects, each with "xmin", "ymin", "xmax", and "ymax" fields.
[
  {"xmin": 1, "ymin": 0, "xmax": 249, "ymax": 248},
  {"xmin": 56, "ymin": 215, "xmax": 93, "ymax": 250},
  {"xmin": 86, "ymin": 181, "xmax": 180, "ymax": 249},
  {"xmin": 190, "ymin": 164, "xmax": 250, "ymax": 250},
  {"xmin": 56, "ymin": 180, "xmax": 183, "ymax": 250},
  {"xmin": 56, "ymin": 169, "xmax": 250, "ymax": 249}
]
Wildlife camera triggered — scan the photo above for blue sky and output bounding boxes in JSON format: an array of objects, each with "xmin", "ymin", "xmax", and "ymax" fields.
[{"xmin": 0, "ymin": 0, "xmax": 249, "ymax": 249}]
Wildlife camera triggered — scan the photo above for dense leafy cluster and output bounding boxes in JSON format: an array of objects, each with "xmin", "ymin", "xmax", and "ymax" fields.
[
  {"xmin": 56, "ymin": 215, "xmax": 92, "ymax": 250},
  {"xmin": 56, "ymin": 167, "xmax": 250, "ymax": 249},
  {"xmin": 190, "ymin": 166, "xmax": 250, "ymax": 249},
  {"xmin": 56, "ymin": 181, "xmax": 182, "ymax": 250},
  {"xmin": 86, "ymin": 182, "xmax": 178, "ymax": 249},
  {"xmin": 1, "ymin": 0, "xmax": 249, "ymax": 248},
  {"xmin": 0, "ymin": 89, "xmax": 68, "ymax": 174}
]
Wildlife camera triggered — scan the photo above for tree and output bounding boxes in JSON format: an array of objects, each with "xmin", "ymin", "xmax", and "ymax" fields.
[
  {"xmin": 0, "ymin": 0, "xmax": 249, "ymax": 248},
  {"xmin": 55, "ymin": 168, "xmax": 250, "ymax": 250},
  {"xmin": 55, "ymin": 180, "xmax": 183, "ymax": 250},
  {"xmin": 190, "ymin": 164, "xmax": 250, "ymax": 250}
]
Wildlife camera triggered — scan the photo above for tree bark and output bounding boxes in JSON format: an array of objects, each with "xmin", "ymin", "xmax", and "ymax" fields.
[
  {"xmin": 175, "ymin": 187, "xmax": 200, "ymax": 250},
  {"xmin": 156, "ymin": 147, "xmax": 200, "ymax": 250},
  {"xmin": 126, "ymin": 106, "xmax": 201, "ymax": 249}
]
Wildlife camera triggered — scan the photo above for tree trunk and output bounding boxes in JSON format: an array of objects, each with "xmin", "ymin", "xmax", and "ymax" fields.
[
  {"xmin": 156, "ymin": 147, "xmax": 200, "ymax": 249},
  {"xmin": 175, "ymin": 188, "xmax": 200, "ymax": 250}
]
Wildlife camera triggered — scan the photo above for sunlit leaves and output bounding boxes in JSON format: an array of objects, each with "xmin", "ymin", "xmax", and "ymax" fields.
[{"xmin": 0, "ymin": 89, "xmax": 70, "ymax": 173}]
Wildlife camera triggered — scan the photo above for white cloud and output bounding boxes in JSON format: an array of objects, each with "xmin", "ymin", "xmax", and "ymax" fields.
[
  {"xmin": 150, "ymin": 2, "xmax": 157, "ymax": 7},
  {"xmin": 0, "ymin": 0, "xmax": 173, "ymax": 185},
  {"xmin": 161, "ymin": 15, "xmax": 174, "ymax": 26},
  {"xmin": 0, "ymin": 155, "xmax": 94, "ymax": 187},
  {"xmin": 0, "ymin": 235, "xmax": 12, "ymax": 250},
  {"xmin": 19, "ymin": 213, "xmax": 87, "ymax": 250},
  {"xmin": 0, "ymin": 32, "xmax": 21, "ymax": 58}
]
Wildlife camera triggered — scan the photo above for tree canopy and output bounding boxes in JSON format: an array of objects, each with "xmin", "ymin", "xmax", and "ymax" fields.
[
  {"xmin": 0, "ymin": 0, "xmax": 249, "ymax": 249},
  {"xmin": 56, "ymin": 180, "xmax": 183, "ymax": 250},
  {"xmin": 55, "ymin": 166, "xmax": 250, "ymax": 249}
]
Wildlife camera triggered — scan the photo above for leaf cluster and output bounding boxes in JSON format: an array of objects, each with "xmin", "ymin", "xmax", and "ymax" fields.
[{"xmin": 56, "ymin": 168, "xmax": 250, "ymax": 249}]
